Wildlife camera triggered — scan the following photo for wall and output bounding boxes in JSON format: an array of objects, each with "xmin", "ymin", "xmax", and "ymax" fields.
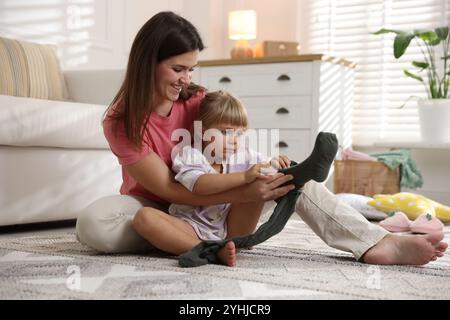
[
  {"xmin": 0, "ymin": 0, "xmax": 186, "ymax": 70},
  {"xmin": 0, "ymin": 0, "xmax": 300, "ymax": 69}
]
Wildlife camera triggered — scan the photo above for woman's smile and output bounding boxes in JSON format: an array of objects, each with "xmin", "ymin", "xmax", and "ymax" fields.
[{"xmin": 171, "ymin": 84, "xmax": 183, "ymax": 93}]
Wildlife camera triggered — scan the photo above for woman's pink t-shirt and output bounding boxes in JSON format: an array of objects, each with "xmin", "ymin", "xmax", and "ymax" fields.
[{"xmin": 103, "ymin": 91, "xmax": 205, "ymax": 205}]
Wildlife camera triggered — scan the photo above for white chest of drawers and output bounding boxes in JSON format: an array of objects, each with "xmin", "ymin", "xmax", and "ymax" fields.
[{"xmin": 195, "ymin": 55, "xmax": 354, "ymax": 162}]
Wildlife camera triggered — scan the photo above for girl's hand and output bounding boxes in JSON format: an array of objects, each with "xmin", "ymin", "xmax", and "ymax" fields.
[
  {"xmin": 244, "ymin": 163, "xmax": 271, "ymax": 183},
  {"xmin": 270, "ymin": 155, "xmax": 291, "ymax": 169}
]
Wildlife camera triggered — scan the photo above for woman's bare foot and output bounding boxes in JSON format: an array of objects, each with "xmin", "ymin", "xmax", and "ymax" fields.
[
  {"xmin": 362, "ymin": 232, "xmax": 447, "ymax": 265},
  {"xmin": 216, "ymin": 241, "xmax": 236, "ymax": 267}
]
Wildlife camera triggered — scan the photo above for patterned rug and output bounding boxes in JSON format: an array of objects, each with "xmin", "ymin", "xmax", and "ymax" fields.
[{"xmin": 0, "ymin": 219, "xmax": 449, "ymax": 300}]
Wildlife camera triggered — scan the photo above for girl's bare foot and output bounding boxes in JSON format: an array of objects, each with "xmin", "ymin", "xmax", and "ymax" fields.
[
  {"xmin": 216, "ymin": 241, "xmax": 236, "ymax": 267},
  {"xmin": 362, "ymin": 232, "xmax": 447, "ymax": 265}
]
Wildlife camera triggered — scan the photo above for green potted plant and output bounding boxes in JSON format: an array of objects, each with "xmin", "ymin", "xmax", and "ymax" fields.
[{"xmin": 373, "ymin": 26, "xmax": 450, "ymax": 142}]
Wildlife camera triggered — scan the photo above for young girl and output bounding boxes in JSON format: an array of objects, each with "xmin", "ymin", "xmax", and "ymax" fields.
[{"xmin": 136, "ymin": 91, "xmax": 290, "ymax": 266}]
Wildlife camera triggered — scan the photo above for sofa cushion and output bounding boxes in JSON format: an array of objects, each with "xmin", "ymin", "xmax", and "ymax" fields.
[
  {"xmin": 64, "ymin": 69, "xmax": 125, "ymax": 105},
  {"xmin": 0, "ymin": 37, "xmax": 67, "ymax": 101},
  {"xmin": 0, "ymin": 146, "xmax": 121, "ymax": 226},
  {"xmin": 0, "ymin": 95, "xmax": 109, "ymax": 149}
]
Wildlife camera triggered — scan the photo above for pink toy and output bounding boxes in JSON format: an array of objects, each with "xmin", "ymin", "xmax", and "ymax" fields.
[
  {"xmin": 379, "ymin": 211, "xmax": 445, "ymax": 234},
  {"xmin": 410, "ymin": 213, "xmax": 444, "ymax": 234},
  {"xmin": 379, "ymin": 212, "xmax": 411, "ymax": 232}
]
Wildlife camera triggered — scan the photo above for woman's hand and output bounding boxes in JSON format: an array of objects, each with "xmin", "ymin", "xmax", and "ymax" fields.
[{"xmin": 242, "ymin": 173, "xmax": 295, "ymax": 202}]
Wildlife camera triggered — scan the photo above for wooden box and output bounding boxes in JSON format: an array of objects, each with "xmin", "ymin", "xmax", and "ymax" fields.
[
  {"xmin": 333, "ymin": 160, "xmax": 400, "ymax": 196},
  {"xmin": 254, "ymin": 41, "xmax": 300, "ymax": 58}
]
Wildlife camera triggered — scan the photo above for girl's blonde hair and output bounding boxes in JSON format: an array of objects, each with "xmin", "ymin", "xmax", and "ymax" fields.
[{"xmin": 198, "ymin": 91, "xmax": 248, "ymax": 129}]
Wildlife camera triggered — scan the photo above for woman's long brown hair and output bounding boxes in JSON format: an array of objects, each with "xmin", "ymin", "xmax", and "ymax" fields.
[{"xmin": 106, "ymin": 11, "xmax": 205, "ymax": 150}]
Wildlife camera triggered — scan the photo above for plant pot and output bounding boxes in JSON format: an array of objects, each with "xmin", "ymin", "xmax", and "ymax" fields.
[{"xmin": 418, "ymin": 98, "xmax": 450, "ymax": 143}]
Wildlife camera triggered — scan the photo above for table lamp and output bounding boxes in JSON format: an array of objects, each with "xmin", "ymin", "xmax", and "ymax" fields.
[{"xmin": 228, "ymin": 10, "xmax": 257, "ymax": 59}]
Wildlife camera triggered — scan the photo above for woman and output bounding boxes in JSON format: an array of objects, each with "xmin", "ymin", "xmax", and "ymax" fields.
[{"xmin": 76, "ymin": 11, "xmax": 447, "ymax": 265}]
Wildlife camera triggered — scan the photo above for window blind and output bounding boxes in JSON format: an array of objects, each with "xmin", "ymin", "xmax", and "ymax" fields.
[{"xmin": 307, "ymin": 0, "xmax": 450, "ymax": 145}]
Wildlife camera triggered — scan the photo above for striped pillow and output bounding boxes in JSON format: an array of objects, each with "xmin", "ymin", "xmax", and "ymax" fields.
[{"xmin": 0, "ymin": 37, "xmax": 67, "ymax": 101}]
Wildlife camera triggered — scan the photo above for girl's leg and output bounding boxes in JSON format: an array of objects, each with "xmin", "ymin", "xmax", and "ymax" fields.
[
  {"xmin": 76, "ymin": 195, "xmax": 168, "ymax": 253},
  {"xmin": 133, "ymin": 207, "xmax": 237, "ymax": 266},
  {"xmin": 226, "ymin": 201, "xmax": 266, "ymax": 238},
  {"xmin": 133, "ymin": 207, "xmax": 200, "ymax": 254}
]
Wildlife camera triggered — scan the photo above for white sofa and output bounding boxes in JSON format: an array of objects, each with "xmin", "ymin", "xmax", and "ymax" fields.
[{"xmin": 0, "ymin": 69, "xmax": 126, "ymax": 226}]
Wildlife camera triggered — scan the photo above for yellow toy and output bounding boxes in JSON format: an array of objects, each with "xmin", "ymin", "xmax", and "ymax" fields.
[{"xmin": 367, "ymin": 192, "xmax": 450, "ymax": 223}]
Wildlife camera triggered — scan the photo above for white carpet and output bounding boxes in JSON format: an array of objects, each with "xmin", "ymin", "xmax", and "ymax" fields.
[{"xmin": 0, "ymin": 219, "xmax": 449, "ymax": 300}]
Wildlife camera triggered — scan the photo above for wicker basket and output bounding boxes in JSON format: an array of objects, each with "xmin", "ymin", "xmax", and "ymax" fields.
[{"xmin": 333, "ymin": 160, "xmax": 400, "ymax": 196}]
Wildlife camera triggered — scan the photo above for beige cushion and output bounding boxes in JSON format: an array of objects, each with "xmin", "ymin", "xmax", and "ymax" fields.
[{"xmin": 0, "ymin": 37, "xmax": 67, "ymax": 101}]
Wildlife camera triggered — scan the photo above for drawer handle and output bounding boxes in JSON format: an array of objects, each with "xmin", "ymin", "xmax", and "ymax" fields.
[
  {"xmin": 275, "ymin": 107, "xmax": 289, "ymax": 114},
  {"xmin": 276, "ymin": 141, "xmax": 289, "ymax": 148},
  {"xmin": 219, "ymin": 76, "xmax": 232, "ymax": 83},
  {"xmin": 277, "ymin": 74, "xmax": 291, "ymax": 81}
]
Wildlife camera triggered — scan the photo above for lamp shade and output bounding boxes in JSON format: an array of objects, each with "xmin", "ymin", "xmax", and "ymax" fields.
[{"xmin": 228, "ymin": 10, "xmax": 257, "ymax": 40}]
